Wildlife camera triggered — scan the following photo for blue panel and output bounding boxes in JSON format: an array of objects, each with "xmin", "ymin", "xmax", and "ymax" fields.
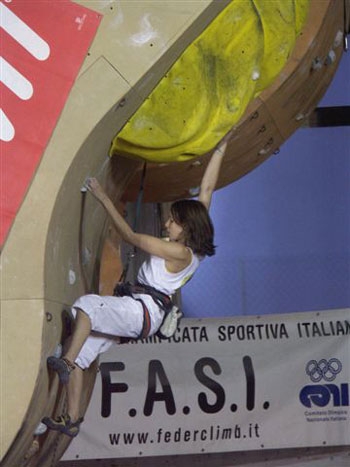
[{"xmin": 182, "ymin": 53, "xmax": 350, "ymax": 318}]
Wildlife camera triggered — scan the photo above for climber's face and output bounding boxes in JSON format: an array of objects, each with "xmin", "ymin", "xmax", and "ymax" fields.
[{"xmin": 165, "ymin": 216, "xmax": 184, "ymax": 243}]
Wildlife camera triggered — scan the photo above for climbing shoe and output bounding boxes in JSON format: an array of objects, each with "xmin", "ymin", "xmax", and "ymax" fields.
[
  {"xmin": 42, "ymin": 414, "xmax": 83, "ymax": 438},
  {"xmin": 47, "ymin": 356, "xmax": 75, "ymax": 385}
]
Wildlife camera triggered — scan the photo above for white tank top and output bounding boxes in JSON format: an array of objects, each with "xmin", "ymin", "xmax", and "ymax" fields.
[{"xmin": 137, "ymin": 249, "xmax": 201, "ymax": 296}]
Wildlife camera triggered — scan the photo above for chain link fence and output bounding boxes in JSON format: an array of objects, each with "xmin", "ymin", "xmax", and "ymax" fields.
[{"xmin": 182, "ymin": 253, "xmax": 350, "ymax": 317}]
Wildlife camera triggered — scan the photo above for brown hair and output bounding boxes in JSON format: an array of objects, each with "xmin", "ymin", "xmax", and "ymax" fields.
[{"xmin": 170, "ymin": 199, "xmax": 216, "ymax": 257}]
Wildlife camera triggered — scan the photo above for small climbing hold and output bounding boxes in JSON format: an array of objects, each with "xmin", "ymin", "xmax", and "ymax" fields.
[
  {"xmin": 325, "ymin": 49, "xmax": 336, "ymax": 65},
  {"xmin": 69, "ymin": 269, "xmax": 76, "ymax": 285},
  {"xmin": 82, "ymin": 247, "xmax": 92, "ymax": 266},
  {"xmin": 333, "ymin": 30, "xmax": 343, "ymax": 48},
  {"xmin": 311, "ymin": 57, "xmax": 322, "ymax": 71},
  {"xmin": 189, "ymin": 186, "xmax": 200, "ymax": 196},
  {"xmin": 34, "ymin": 422, "xmax": 48, "ymax": 436},
  {"xmin": 295, "ymin": 112, "xmax": 305, "ymax": 121}
]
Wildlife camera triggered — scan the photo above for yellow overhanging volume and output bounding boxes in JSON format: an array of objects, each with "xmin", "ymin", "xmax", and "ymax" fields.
[{"xmin": 110, "ymin": 0, "xmax": 310, "ymax": 163}]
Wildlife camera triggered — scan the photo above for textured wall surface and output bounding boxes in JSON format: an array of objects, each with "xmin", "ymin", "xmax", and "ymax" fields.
[{"xmin": 111, "ymin": 0, "xmax": 309, "ymax": 162}]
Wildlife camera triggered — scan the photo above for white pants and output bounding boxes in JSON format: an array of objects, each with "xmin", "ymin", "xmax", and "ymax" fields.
[{"xmin": 71, "ymin": 294, "xmax": 163, "ymax": 369}]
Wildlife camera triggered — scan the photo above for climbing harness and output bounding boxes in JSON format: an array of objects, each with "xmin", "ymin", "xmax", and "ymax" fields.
[
  {"xmin": 114, "ymin": 281, "xmax": 183, "ymax": 340},
  {"xmin": 114, "ymin": 282, "xmax": 172, "ymax": 310},
  {"xmin": 113, "ymin": 282, "xmax": 153, "ymax": 339}
]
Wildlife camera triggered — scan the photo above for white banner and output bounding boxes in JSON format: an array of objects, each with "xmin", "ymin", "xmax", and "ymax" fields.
[{"xmin": 63, "ymin": 309, "xmax": 350, "ymax": 460}]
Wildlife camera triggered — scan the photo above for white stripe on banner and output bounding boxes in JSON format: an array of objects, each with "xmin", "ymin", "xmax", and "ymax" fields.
[
  {"xmin": 63, "ymin": 308, "xmax": 350, "ymax": 460},
  {"xmin": 0, "ymin": 57, "xmax": 33, "ymax": 100},
  {"xmin": 0, "ymin": 2, "xmax": 50, "ymax": 60}
]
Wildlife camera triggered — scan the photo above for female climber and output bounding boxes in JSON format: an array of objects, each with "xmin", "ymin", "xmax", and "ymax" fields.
[{"xmin": 42, "ymin": 131, "xmax": 232, "ymax": 437}]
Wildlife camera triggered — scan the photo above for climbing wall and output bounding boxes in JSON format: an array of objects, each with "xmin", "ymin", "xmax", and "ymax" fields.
[{"xmin": 0, "ymin": 1, "xmax": 231, "ymax": 465}]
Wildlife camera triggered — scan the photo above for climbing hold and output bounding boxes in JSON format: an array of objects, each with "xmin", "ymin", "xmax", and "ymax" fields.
[
  {"xmin": 251, "ymin": 70, "xmax": 260, "ymax": 81},
  {"xmin": 258, "ymin": 148, "xmax": 268, "ymax": 156},
  {"xmin": 325, "ymin": 49, "xmax": 336, "ymax": 65},
  {"xmin": 333, "ymin": 30, "xmax": 343, "ymax": 48},
  {"xmin": 69, "ymin": 269, "xmax": 76, "ymax": 285},
  {"xmin": 189, "ymin": 186, "xmax": 200, "ymax": 196},
  {"xmin": 295, "ymin": 112, "xmax": 306, "ymax": 121},
  {"xmin": 311, "ymin": 57, "xmax": 323, "ymax": 71},
  {"xmin": 82, "ymin": 246, "xmax": 92, "ymax": 266},
  {"xmin": 34, "ymin": 422, "xmax": 48, "ymax": 436}
]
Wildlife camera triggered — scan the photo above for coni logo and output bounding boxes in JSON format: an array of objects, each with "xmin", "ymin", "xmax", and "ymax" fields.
[{"xmin": 299, "ymin": 358, "xmax": 349, "ymax": 408}]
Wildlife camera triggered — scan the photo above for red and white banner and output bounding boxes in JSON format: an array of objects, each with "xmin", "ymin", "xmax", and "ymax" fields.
[
  {"xmin": 63, "ymin": 308, "xmax": 350, "ymax": 460},
  {"xmin": 0, "ymin": 0, "xmax": 102, "ymax": 246}
]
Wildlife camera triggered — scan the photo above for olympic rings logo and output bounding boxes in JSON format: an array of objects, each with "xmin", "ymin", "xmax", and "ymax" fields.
[{"xmin": 306, "ymin": 358, "xmax": 342, "ymax": 382}]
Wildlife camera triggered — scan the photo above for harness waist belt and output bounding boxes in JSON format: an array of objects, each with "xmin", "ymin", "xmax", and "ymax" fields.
[
  {"xmin": 113, "ymin": 282, "xmax": 173, "ymax": 339},
  {"xmin": 114, "ymin": 282, "xmax": 172, "ymax": 312}
]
